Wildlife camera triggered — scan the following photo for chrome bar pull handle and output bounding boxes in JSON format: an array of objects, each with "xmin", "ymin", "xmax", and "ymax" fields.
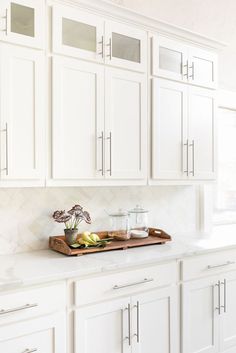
[
  {"xmin": 207, "ymin": 261, "xmax": 235, "ymax": 270},
  {"xmin": 113, "ymin": 278, "xmax": 154, "ymax": 290},
  {"xmin": 183, "ymin": 139, "xmax": 189, "ymax": 176},
  {"xmin": 215, "ymin": 280, "xmax": 221, "ymax": 315},
  {"xmin": 98, "ymin": 132, "xmax": 104, "ymax": 176},
  {"xmin": 124, "ymin": 304, "xmax": 131, "ymax": 346},
  {"xmin": 107, "ymin": 132, "xmax": 112, "ymax": 176},
  {"xmin": 189, "ymin": 140, "xmax": 195, "ymax": 176},
  {"xmin": 183, "ymin": 60, "xmax": 189, "ymax": 78},
  {"xmin": 134, "ymin": 301, "xmax": 140, "ymax": 343},
  {"xmin": 98, "ymin": 36, "xmax": 104, "ymax": 58},
  {"xmin": 23, "ymin": 349, "xmax": 38, "ymax": 353},
  {"xmin": 106, "ymin": 38, "xmax": 112, "ymax": 60},
  {"xmin": 4, "ymin": 9, "xmax": 8, "ymax": 35},
  {"xmin": 0, "ymin": 303, "xmax": 38, "ymax": 315},
  {"xmin": 189, "ymin": 62, "xmax": 195, "ymax": 80},
  {"xmin": 221, "ymin": 279, "xmax": 227, "ymax": 313}
]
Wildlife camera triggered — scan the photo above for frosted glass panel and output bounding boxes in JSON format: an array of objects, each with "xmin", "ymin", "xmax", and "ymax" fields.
[
  {"xmin": 112, "ymin": 32, "xmax": 140, "ymax": 63},
  {"xmin": 159, "ymin": 47, "xmax": 182, "ymax": 74},
  {"xmin": 62, "ymin": 18, "xmax": 96, "ymax": 52},
  {"xmin": 11, "ymin": 3, "xmax": 35, "ymax": 37}
]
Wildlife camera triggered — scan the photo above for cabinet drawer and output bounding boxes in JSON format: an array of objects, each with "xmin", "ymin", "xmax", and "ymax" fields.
[
  {"xmin": 75, "ymin": 262, "xmax": 177, "ymax": 306},
  {"xmin": 0, "ymin": 312, "xmax": 66, "ymax": 353},
  {"xmin": 181, "ymin": 249, "xmax": 236, "ymax": 281},
  {"xmin": 0, "ymin": 282, "xmax": 66, "ymax": 325}
]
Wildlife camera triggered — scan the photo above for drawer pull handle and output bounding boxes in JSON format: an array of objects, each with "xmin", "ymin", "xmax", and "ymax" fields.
[
  {"xmin": 23, "ymin": 349, "xmax": 38, "ymax": 353},
  {"xmin": 207, "ymin": 261, "xmax": 235, "ymax": 270},
  {"xmin": 113, "ymin": 278, "xmax": 154, "ymax": 290},
  {"xmin": 0, "ymin": 303, "xmax": 38, "ymax": 315}
]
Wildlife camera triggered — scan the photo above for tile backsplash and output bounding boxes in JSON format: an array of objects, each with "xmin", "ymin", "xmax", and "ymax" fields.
[{"xmin": 0, "ymin": 186, "xmax": 197, "ymax": 254}]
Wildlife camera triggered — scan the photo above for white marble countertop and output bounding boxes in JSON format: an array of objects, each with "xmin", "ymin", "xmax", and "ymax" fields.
[{"xmin": 1, "ymin": 224, "xmax": 236, "ymax": 291}]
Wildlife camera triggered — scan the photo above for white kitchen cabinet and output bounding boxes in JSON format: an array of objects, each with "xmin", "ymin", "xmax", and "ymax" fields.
[
  {"xmin": 152, "ymin": 79, "xmax": 188, "ymax": 180},
  {"xmin": 0, "ymin": 312, "xmax": 66, "ymax": 353},
  {"xmin": 52, "ymin": 5, "xmax": 104, "ymax": 62},
  {"xmin": 105, "ymin": 68, "xmax": 147, "ymax": 180},
  {"xmin": 182, "ymin": 275, "xmax": 220, "ymax": 353},
  {"xmin": 152, "ymin": 35, "xmax": 217, "ymax": 89},
  {"xmin": 132, "ymin": 286, "xmax": 178, "ymax": 353},
  {"xmin": 0, "ymin": 44, "xmax": 44, "ymax": 182},
  {"xmin": 105, "ymin": 20, "xmax": 147, "ymax": 72},
  {"xmin": 152, "ymin": 78, "xmax": 216, "ymax": 181},
  {"xmin": 0, "ymin": 0, "xmax": 44, "ymax": 48},
  {"xmin": 75, "ymin": 297, "xmax": 131, "ymax": 353},
  {"xmin": 52, "ymin": 5, "xmax": 147, "ymax": 72},
  {"xmin": 188, "ymin": 86, "xmax": 216, "ymax": 180},
  {"xmin": 52, "ymin": 56, "xmax": 104, "ymax": 180}
]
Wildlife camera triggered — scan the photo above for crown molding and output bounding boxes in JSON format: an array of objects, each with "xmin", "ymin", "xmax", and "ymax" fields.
[{"xmin": 50, "ymin": 0, "xmax": 227, "ymax": 50}]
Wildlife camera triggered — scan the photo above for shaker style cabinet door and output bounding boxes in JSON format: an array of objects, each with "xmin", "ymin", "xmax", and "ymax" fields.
[
  {"xmin": 152, "ymin": 79, "xmax": 188, "ymax": 180},
  {"xmin": 0, "ymin": 44, "xmax": 44, "ymax": 181},
  {"xmin": 105, "ymin": 21, "xmax": 147, "ymax": 72},
  {"xmin": 0, "ymin": 0, "xmax": 44, "ymax": 48},
  {"xmin": 152, "ymin": 35, "xmax": 188, "ymax": 82},
  {"xmin": 52, "ymin": 5, "xmax": 104, "ymax": 62},
  {"xmin": 0, "ymin": 313, "xmax": 66, "ymax": 353},
  {"xmin": 105, "ymin": 68, "xmax": 147, "ymax": 180},
  {"xmin": 52, "ymin": 56, "xmax": 104, "ymax": 180},
  {"xmin": 182, "ymin": 276, "xmax": 220, "ymax": 353},
  {"xmin": 132, "ymin": 286, "xmax": 179, "ymax": 353},
  {"xmin": 188, "ymin": 87, "xmax": 216, "ymax": 180},
  {"xmin": 188, "ymin": 47, "xmax": 218, "ymax": 89},
  {"xmin": 75, "ymin": 298, "xmax": 132, "ymax": 353}
]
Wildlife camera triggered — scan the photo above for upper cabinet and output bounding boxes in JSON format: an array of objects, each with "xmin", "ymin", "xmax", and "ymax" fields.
[
  {"xmin": 52, "ymin": 5, "xmax": 147, "ymax": 72},
  {"xmin": 0, "ymin": 0, "xmax": 45, "ymax": 48},
  {"xmin": 152, "ymin": 35, "xmax": 217, "ymax": 89}
]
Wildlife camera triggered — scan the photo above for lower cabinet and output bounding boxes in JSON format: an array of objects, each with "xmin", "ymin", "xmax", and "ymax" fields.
[
  {"xmin": 182, "ymin": 271, "xmax": 236, "ymax": 353},
  {"xmin": 75, "ymin": 286, "xmax": 178, "ymax": 353},
  {"xmin": 0, "ymin": 312, "xmax": 66, "ymax": 353}
]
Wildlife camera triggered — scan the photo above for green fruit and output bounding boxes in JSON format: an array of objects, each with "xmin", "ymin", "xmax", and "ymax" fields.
[{"xmin": 90, "ymin": 233, "xmax": 100, "ymax": 242}]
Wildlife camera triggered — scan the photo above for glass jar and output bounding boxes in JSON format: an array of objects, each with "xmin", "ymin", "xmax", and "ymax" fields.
[
  {"xmin": 108, "ymin": 209, "xmax": 130, "ymax": 240},
  {"xmin": 128, "ymin": 205, "xmax": 149, "ymax": 238}
]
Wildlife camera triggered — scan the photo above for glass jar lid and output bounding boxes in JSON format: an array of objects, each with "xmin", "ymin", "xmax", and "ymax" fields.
[
  {"xmin": 128, "ymin": 205, "xmax": 149, "ymax": 214},
  {"xmin": 108, "ymin": 208, "xmax": 129, "ymax": 217}
]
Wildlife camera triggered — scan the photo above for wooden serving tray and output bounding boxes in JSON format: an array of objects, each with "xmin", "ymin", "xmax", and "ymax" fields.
[{"xmin": 49, "ymin": 228, "xmax": 172, "ymax": 256}]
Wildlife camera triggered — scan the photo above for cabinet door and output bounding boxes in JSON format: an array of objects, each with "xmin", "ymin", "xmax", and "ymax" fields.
[
  {"xmin": 188, "ymin": 87, "xmax": 216, "ymax": 180},
  {"xmin": 52, "ymin": 56, "xmax": 104, "ymax": 180},
  {"xmin": 75, "ymin": 298, "xmax": 131, "ymax": 353},
  {"xmin": 105, "ymin": 68, "xmax": 147, "ymax": 180},
  {"xmin": 182, "ymin": 276, "xmax": 220, "ymax": 353},
  {"xmin": 152, "ymin": 35, "xmax": 188, "ymax": 82},
  {"xmin": 152, "ymin": 79, "xmax": 188, "ymax": 180},
  {"xmin": 0, "ymin": 312, "xmax": 66, "ymax": 353},
  {"xmin": 189, "ymin": 47, "xmax": 217, "ymax": 89},
  {"xmin": 0, "ymin": 0, "xmax": 44, "ymax": 48},
  {"xmin": 0, "ymin": 45, "xmax": 44, "ymax": 181},
  {"xmin": 220, "ymin": 272, "xmax": 236, "ymax": 352},
  {"xmin": 105, "ymin": 21, "xmax": 147, "ymax": 72},
  {"xmin": 132, "ymin": 286, "xmax": 179, "ymax": 353},
  {"xmin": 53, "ymin": 5, "xmax": 104, "ymax": 62}
]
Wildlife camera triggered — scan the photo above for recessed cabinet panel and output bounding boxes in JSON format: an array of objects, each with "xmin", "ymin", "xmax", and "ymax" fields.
[
  {"xmin": 182, "ymin": 277, "xmax": 220, "ymax": 353},
  {"xmin": 75, "ymin": 298, "xmax": 131, "ymax": 353},
  {"xmin": 0, "ymin": 0, "xmax": 44, "ymax": 48},
  {"xmin": 152, "ymin": 79, "xmax": 188, "ymax": 179},
  {"xmin": 53, "ymin": 5, "xmax": 104, "ymax": 62},
  {"xmin": 52, "ymin": 57, "xmax": 104, "ymax": 180},
  {"xmin": 0, "ymin": 45, "xmax": 44, "ymax": 181},
  {"xmin": 188, "ymin": 87, "xmax": 216, "ymax": 179},
  {"xmin": 105, "ymin": 68, "xmax": 147, "ymax": 179},
  {"xmin": 105, "ymin": 21, "xmax": 147, "ymax": 72},
  {"xmin": 152, "ymin": 35, "xmax": 188, "ymax": 81}
]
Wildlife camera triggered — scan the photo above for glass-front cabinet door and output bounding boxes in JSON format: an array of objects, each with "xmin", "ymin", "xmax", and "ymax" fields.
[
  {"xmin": 53, "ymin": 5, "xmax": 104, "ymax": 62},
  {"xmin": 105, "ymin": 21, "xmax": 147, "ymax": 72},
  {"xmin": 0, "ymin": 0, "xmax": 44, "ymax": 48},
  {"xmin": 152, "ymin": 35, "xmax": 188, "ymax": 82}
]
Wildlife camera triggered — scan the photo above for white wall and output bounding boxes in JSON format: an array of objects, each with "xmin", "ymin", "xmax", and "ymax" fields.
[
  {"xmin": 0, "ymin": 186, "xmax": 197, "ymax": 254},
  {"xmin": 114, "ymin": 0, "xmax": 236, "ymax": 91}
]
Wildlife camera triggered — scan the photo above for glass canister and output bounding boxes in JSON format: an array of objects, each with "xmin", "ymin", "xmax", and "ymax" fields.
[
  {"xmin": 128, "ymin": 205, "xmax": 149, "ymax": 238},
  {"xmin": 108, "ymin": 209, "xmax": 130, "ymax": 240}
]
